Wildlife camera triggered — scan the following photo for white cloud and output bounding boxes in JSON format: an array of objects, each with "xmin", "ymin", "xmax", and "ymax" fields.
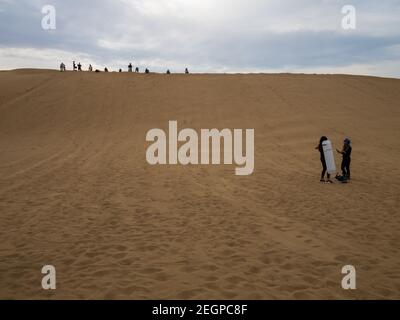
[{"xmin": 0, "ymin": 47, "xmax": 95, "ymax": 70}]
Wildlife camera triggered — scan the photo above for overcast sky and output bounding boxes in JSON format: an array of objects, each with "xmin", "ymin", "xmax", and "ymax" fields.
[{"xmin": 1, "ymin": 0, "xmax": 400, "ymax": 77}]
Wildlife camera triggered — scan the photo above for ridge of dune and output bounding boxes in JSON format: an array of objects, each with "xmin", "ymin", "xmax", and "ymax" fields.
[{"xmin": 0, "ymin": 69, "xmax": 399, "ymax": 299}]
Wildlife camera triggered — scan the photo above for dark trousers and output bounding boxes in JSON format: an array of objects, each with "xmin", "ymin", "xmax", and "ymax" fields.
[
  {"xmin": 321, "ymin": 159, "xmax": 330, "ymax": 180},
  {"xmin": 341, "ymin": 158, "xmax": 351, "ymax": 179}
]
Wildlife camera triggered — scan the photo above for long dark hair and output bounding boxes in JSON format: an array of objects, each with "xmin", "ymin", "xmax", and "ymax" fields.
[{"xmin": 319, "ymin": 136, "xmax": 328, "ymax": 147}]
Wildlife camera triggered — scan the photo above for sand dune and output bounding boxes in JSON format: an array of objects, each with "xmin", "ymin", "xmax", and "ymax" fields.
[{"xmin": 0, "ymin": 69, "xmax": 399, "ymax": 299}]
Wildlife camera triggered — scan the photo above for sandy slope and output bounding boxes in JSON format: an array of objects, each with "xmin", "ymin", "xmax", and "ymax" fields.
[{"xmin": 0, "ymin": 69, "xmax": 399, "ymax": 299}]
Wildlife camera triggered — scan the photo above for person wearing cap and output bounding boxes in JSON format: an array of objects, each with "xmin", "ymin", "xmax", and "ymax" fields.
[{"xmin": 336, "ymin": 138, "xmax": 352, "ymax": 180}]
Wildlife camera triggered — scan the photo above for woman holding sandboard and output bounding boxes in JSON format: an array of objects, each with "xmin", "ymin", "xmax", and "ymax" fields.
[{"xmin": 316, "ymin": 136, "xmax": 335, "ymax": 184}]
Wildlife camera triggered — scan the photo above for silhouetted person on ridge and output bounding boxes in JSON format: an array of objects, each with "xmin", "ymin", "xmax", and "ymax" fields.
[
  {"xmin": 104, "ymin": 67, "xmax": 109, "ymax": 72},
  {"xmin": 128, "ymin": 63, "xmax": 133, "ymax": 72},
  {"xmin": 166, "ymin": 69, "xmax": 171, "ymax": 74},
  {"xmin": 73, "ymin": 61, "xmax": 77, "ymax": 71},
  {"xmin": 185, "ymin": 68, "xmax": 189, "ymax": 74},
  {"xmin": 78, "ymin": 63, "xmax": 82, "ymax": 71},
  {"xmin": 145, "ymin": 68, "xmax": 150, "ymax": 74},
  {"xmin": 60, "ymin": 62, "xmax": 66, "ymax": 72},
  {"xmin": 135, "ymin": 67, "xmax": 139, "ymax": 73},
  {"xmin": 88, "ymin": 64, "xmax": 93, "ymax": 72}
]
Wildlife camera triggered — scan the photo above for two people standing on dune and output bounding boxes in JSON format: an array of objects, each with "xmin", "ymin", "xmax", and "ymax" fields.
[
  {"xmin": 316, "ymin": 136, "xmax": 352, "ymax": 183},
  {"xmin": 128, "ymin": 63, "xmax": 140, "ymax": 73},
  {"xmin": 72, "ymin": 61, "xmax": 82, "ymax": 71}
]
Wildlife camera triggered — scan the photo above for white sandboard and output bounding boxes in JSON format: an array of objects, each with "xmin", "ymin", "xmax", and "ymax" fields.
[{"xmin": 322, "ymin": 140, "xmax": 336, "ymax": 174}]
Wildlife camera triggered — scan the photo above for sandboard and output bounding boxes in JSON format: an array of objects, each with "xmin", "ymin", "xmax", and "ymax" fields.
[
  {"xmin": 322, "ymin": 140, "xmax": 336, "ymax": 174},
  {"xmin": 336, "ymin": 175, "xmax": 349, "ymax": 183}
]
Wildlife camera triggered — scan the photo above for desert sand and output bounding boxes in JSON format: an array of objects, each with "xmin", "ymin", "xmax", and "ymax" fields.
[{"xmin": 0, "ymin": 69, "xmax": 399, "ymax": 299}]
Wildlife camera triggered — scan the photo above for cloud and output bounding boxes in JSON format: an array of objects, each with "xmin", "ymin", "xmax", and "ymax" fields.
[
  {"xmin": 0, "ymin": 47, "xmax": 96, "ymax": 70},
  {"xmin": 0, "ymin": 0, "xmax": 399, "ymax": 77}
]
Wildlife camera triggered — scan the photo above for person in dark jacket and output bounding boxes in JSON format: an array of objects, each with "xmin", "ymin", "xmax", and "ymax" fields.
[
  {"xmin": 315, "ymin": 136, "xmax": 333, "ymax": 183},
  {"xmin": 336, "ymin": 138, "xmax": 352, "ymax": 180}
]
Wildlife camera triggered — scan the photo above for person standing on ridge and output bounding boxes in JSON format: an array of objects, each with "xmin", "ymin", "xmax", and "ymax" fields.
[
  {"xmin": 73, "ymin": 61, "xmax": 77, "ymax": 71},
  {"xmin": 78, "ymin": 62, "xmax": 82, "ymax": 71},
  {"xmin": 128, "ymin": 63, "xmax": 133, "ymax": 72}
]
